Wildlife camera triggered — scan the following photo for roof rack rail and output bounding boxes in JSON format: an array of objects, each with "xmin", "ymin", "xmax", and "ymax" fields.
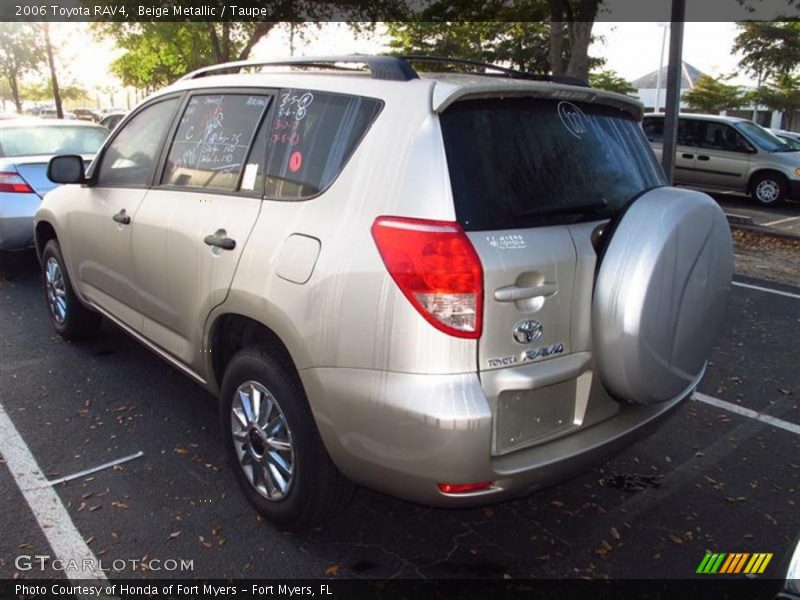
[
  {"xmin": 398, "ymin": 55, "xmax": 590, "ymax": 87},
  {"xmin": 179, "ymin": 55, "xmax": 419, "ymax": 82},
  {"xmin": 178, "ymin": 55, "xmax": 590, "ymax": 88}
]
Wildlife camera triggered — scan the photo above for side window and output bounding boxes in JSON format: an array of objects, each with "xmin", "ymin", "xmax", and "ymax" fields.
[
  {"xmin": 699, "ymin": 122, "xmax": 748, "ymax": 153},
  {"xmin": 642, "ymin": 118, "xmax": 663, "ymax": 143},
  {"xmin": 95, "ymin": 98, "xmax": 179, "ymax": 187},
  {"xmin": 264, "ymin": 90, "xmax": 383, "ymax": 199},
  {"xmin": 677, "ymin": 119, "xmax": 701, "ymax": 147},
  {"xmin": 162, "ymin": 94, "xmax": 270, "ymax": 192}
]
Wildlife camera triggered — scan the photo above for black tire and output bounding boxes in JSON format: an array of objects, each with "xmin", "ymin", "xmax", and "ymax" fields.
[
  {"xmin": 750, "ymin": 172, "xmax": 788, "ymax": 206},
  {"xmin": 220, "ymin": 347, "xmax": 354, "ymax": 531},
  {"xmin": 41, "ymin": 240, "xmax": 101, "ymax": 341}
]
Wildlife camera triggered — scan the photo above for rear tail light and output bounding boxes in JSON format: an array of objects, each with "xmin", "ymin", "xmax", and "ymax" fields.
[
  {"xmin": 438, "ymin": 482, "xmax": 492, "ymax": 494},
  {"xmin": 371, "ymin": 216, "xmax": 483, "ymax": 339},
  {"xmin": 0, "ymin": 171, "xmax": 34, "ymax": 194}
]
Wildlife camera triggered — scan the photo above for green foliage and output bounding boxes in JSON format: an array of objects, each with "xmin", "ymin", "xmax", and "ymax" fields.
[
  {"xmin": 21, "ymin": 80, "xmax": 89, "ymax": 103},
  {"xmin": 386, "ymin": 22, "xmax": 552, "ymax": 73},
  {"xmin": 752, "ymin": 74, "xmax": 800, "ymax": 129},
  {"xmin": 589, "ymin": 70, "xmax": 637, "ymax": 96},
  {"xmin": 682, "ymin": 75, "xmax": 747, "ymax": 114},
  {"xmin": 94, "ymin": 22, "xmax": 286, "ymax": 89},
  {"xmin": 733, "ymin": 22, "xmax": 800, "ymax": 81},
  {"xmin": 0, "ymin": 23, "xmax": 46, "ymax": 110}
]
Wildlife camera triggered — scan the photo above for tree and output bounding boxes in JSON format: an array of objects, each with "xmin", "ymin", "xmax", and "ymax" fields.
[
  {"xmin": 386, "ymin": 22, "xmax": 554, "ymax": 73},
  {"xmin": 43, "ymin": 23, "xmax": 63, "ymax": 119},
  {"xmin": 21, "ymin": 81, "xmax": 88, "ymax": 103},
  {"xmin": 0, "ymin": 23, "xmax": 46, "ymax": 112},
  {"xmin": 589, "ymin": 70, "xmax": 637, "ymax": 96},
  {"xmin": 733, "ymin": 22, "xmax": 800, "ymax": 84},
  {"xmin": 752, "ymin": 74, "xmax": 800, "ymax": 130},
  {"xmin": 682, "ymin": 75, "xmax": 747, "ymax": 114},
  {"xmin": 547, "ymin": 1, "xmax": 603, "ymax": 80}
]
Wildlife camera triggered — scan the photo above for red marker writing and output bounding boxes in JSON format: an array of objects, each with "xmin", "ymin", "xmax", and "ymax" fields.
[{"xmin": 289, "ymin": 151, "xmax": 303, "ymax": 172}]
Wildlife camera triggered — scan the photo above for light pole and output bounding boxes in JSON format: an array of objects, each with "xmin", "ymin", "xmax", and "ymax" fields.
[{"xmin": 654, "ymin": 22, "xmax": 669, "ymax": 112}]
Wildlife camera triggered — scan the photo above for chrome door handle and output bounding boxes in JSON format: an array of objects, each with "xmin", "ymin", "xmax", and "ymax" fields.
[
  {"xmin": 204, "ymin": 234, "xmax": 236, "ymax": 251},
  {"xmin": 112, "ymin": 210, "xmax": 130, "ymax": 225},
  {"xmin": 494, "ymin": 283, "xmax": 558, "ymax": 302}
]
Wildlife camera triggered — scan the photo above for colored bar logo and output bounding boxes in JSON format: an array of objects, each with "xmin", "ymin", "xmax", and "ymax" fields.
[{"xmin": 696, "ymin": 552, "xmax": 773, "ymax": 574}]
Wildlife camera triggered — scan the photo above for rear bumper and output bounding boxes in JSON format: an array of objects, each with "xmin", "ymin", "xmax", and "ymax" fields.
[
  {"xmin": 300, "ymin": 366, "xmax": 688, "ymax": 507},
  {"xmin": 0, "ymin": 192, "xmax": 39, "ymax": 250}
]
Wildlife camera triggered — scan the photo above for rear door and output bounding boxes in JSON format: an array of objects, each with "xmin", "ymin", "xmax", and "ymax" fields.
[
  {"xmin": 440, "ymin": 97, "xmax": 666, "ymax": 454},
  {"xmin": 642, "ymin": 116, "xmax": 696, "ymax": 184},
  {"xmin": 130, "ymin": 92, "xmax": 271, "ymax": 371}
]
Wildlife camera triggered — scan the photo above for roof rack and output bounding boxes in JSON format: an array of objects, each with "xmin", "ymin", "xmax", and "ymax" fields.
[
  {"xmin": 398, "ymin": 55, "xmax": 588, "ymax": 86},
  {"xmin": 179, "ymin": 55, "xmax": 589, "ymax": 87},
  {"xmin": 179, "ymin": 55, "xmax": 419, "ymax": 82}
]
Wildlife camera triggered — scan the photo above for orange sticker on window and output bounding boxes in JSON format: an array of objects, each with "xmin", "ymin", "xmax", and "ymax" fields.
[{"xmin": 289, "ymin": 151, "xmax": 303, "ymax": 172}]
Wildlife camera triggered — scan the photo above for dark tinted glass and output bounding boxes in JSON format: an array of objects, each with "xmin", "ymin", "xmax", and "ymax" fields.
[
  {"xmin": 440, "ymin": 98, "xmax": 666, "ymax": 231},
  {"xmin": 698, "ymin": 122, "xmax": 751, "ymax": 153},
  {"xmin": 642, "ymin": 117, "xmax": 663, "ymax": 142},
  {"xmin": 263, "ymin": 90, "xmax": 382, "ymax": 199},
  {"xmin": 163, "ymin": 94, "xmax": 269, "ymax": 191},
  {"xmin": 96, "ymin": 98, "xmax": 179, "ymax": 187}
]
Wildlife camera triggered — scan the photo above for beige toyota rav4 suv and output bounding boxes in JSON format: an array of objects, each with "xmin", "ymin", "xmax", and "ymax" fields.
[{"xmin": 35, "ymin": 56, "xmax": 733, "ymax": 530}]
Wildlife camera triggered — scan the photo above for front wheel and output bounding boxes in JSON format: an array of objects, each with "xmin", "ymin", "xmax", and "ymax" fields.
[
  {"xmin": 220, "ymin": 347, "xmax": 354, "ymax": 531},
  {"xmin": 41, "ymin": 240, "xmax": 101, "ymax": 341},
  {"xmin": 751, "ymin": 172, "xmax": 787, "ymax": 206}
]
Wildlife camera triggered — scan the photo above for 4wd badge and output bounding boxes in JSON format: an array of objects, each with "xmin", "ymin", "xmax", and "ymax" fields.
[{"xmin": 513, "ymin": 320, "xmax": 543, "ymax": 344}]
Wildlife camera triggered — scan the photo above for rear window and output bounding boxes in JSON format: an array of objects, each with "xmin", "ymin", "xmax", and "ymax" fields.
[
  {"xmin": 441, "ymin": 99, "xmax": 666, "ymax": 230},
  {"xmin": 0, "ymin": 125, "xmax": 107, "ymax": 158}
]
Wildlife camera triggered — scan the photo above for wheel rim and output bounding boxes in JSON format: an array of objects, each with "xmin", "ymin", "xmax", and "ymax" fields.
[
  {"xmin": 755, "ymin": 179, "xmax": 780, "ymax": 203},
  {"xmin": 230, "ymin": 380, "xmax": 295, "ymax": 501},
  {"xmin": 44, "ymin": 257, "xmax": 67, "ymax": 324}
]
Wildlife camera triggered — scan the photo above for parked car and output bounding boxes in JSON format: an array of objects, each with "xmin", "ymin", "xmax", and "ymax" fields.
[
  {"xmin": 36, "ymin": 56, "xmax": 733, "ymax": 530},
  {"xmin": 771, "ymin": 128, "xmax": 800, "ymax": 151},
  {"xmin": 0, "ymin": 120, "xmax": 107, "ymax": 250},
  {"xmin": 40, "ymin": 109, "xmax": 77, "ymax": 120},
  {"xmin": 643, "ymin": 113, "xmax": 800, "ymax": 205},
  {"xmin": 73, "ymin": 108, "xmax": 100, "ymax": 122},
  {"xmin": 777, "ymin": 537, "xmax": 800, "ymax": 600},
  {"xmin": 98, "ymin": 111, "xmax": 125, "ymax": 131}
]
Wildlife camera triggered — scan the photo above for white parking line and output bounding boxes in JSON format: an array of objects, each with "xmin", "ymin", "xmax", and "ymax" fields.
[
  {"xmin": 733, "ymin": 281, "xmax": 800, "ymax": 300},
  {"xmin": 694, "ymin": 392, "xmax": 800, "ymax": 437},
  {"xmin": 762, "ymin": 215, "xmax": 800, "ymax": 227},
  {"xmin": 0, "ymin": 402, "xmax": 107, "ymax": 581}
]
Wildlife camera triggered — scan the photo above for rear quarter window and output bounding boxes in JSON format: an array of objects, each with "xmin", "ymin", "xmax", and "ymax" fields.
[
  {"xmin": 263, "ymin": 90, "xmax": 383, "ymax": 199},
  {"xmin": 440, "ymin": 98, "xmax": 666, "ymax": 231}
]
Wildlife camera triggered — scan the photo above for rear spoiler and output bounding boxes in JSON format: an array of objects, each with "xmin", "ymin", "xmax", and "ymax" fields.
[{"xmin": 432, "ymin": 80, "xmax": 644, "ymax": 121}]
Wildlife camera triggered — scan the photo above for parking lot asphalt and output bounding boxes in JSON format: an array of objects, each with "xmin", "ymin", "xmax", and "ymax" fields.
[
  {"xmin": 709, "ymin": 192, "xmax": 800, "ymax": 237},
  {"xmin": 0, "ymin": 249, "xmax": 798, "ymax": 581}
]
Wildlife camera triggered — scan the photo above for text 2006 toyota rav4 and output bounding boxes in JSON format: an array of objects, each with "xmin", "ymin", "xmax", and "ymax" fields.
[{"xmin": 35, "ymin": 56, "xmax": 733, "ymax": 530}]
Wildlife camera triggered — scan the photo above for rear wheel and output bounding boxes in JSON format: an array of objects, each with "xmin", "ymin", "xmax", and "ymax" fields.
[
  {"xmin": 41, "ymin": 240, "xmax": 101, "ymax": 341},
  {"xmin": 220, "ymin": 347, "xmax": 354, "ymax": 530},
  {"xmin": 750, "ymin": 172, "xmax": 787, "ymax": 206}
]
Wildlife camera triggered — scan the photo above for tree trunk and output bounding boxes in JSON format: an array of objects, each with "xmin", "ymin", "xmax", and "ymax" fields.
[
  {"xmin": 9, "ymin": 73, "xmax": 21, "ymax": 113},
  {"xmin": 44, "ymin": 24, "xmax": 63, "ymax": 119},
  {"xmin": 549, "ymin": 22, "xmax": 565, "ymax": 76},
  {"xmin": 566, "ymin": 21, "xmax": 593, "ymax": 80},
  {"xmin": 237, "ymin": 23, "xmax": 275, "ymax": 62}
]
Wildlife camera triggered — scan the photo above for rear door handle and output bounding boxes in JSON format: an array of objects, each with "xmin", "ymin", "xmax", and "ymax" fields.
[
  {"xmin": 204, "ymin": 234, "xmax": 236, "ymax": 251},
  {"xmin": 681, "ymin": 153, "xmax": 694, "ymax": 159},
  {"xmin": 112, "ymin": 210, "xmax": 130, "ymax": 225},
  {"xmin": 697, "ymin": 155, "xmax": 710, "ymax": 161},
  {"xmin": 494, "ymin": 283, "xmax": 558, "ymax": 302}
]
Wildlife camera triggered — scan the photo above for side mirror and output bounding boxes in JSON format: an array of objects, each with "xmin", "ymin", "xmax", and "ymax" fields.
[{"xmin": 48, "ymin": 155, "xmax": 86, "ymax": 184}]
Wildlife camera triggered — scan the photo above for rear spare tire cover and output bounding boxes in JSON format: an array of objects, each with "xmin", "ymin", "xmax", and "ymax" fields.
[{"xmin": 593, "ymin": 187, "xmax": 733, "ymax": 405}]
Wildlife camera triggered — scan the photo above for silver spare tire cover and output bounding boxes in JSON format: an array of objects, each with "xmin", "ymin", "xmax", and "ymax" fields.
[{"xmin": 592, "ymin": 187, "xmax": 733, "ymax": 405}]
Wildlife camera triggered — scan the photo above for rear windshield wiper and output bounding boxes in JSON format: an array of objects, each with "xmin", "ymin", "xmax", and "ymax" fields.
[{"xmin": 514, "ymin": 200, "xmax": 609, "ymax": 217}]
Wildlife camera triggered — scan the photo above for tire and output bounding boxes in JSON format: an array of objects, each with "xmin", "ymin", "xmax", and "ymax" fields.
[
  {"xmin": 41, "ymin": 240, "xmax": 101, "ymax": 341},
  {"xmin": 220, "ymin": 347, "xmax": 355, "ymax": 531},
  {"xmin": 750, "ymin": 172, "xmax": 787, "ymax": 206}
]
